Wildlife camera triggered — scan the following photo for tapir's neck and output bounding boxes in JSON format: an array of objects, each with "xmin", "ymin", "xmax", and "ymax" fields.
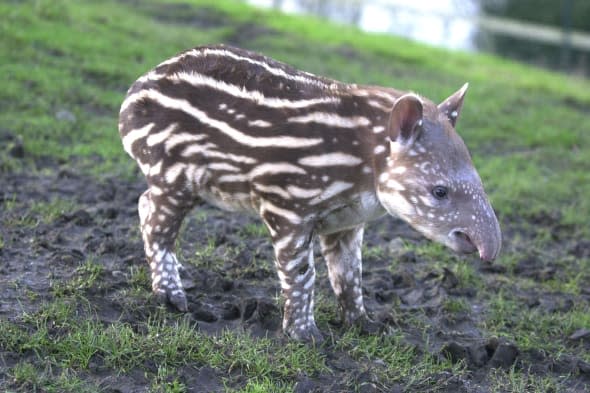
[{"xmin": 327, "ymin": 85, "xmax": 405, "ymax": 192}]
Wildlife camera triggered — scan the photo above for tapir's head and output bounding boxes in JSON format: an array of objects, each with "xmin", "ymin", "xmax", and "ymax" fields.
[{"xmin": 376, "ymin": 84, "xmax": 502, "ymax": 261}]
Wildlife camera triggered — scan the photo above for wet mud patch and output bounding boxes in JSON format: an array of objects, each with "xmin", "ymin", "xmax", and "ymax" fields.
[{"xmin": 1, "ymin": 167, "xmax": 589, "ymax": 392}]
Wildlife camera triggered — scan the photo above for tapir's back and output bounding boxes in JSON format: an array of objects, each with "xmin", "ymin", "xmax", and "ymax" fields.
[{"xmin": 119, "ymin": 44, "xmax": 341, "ymax": 148}]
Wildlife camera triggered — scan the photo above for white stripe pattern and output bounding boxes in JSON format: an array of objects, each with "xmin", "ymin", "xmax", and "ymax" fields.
[
  {"xmin": 164, "ymin": 162, "xmax": 186, "ymax": 184},
  {"xmin": 254, "ymin": 183, "xmax": 292, "ymax": 200},
  {"xmin": 308, "ymin": 181, "xmax": 354, "ymax": 205},
  {"xmin": 288, "ymin": 112, "xmax": 371, "ymax": 128},
  {"xmin": 286, "ymin": 185, "xmax": 322, "ymax": 199},
  {"xmin": 164, "ymin": 133, "xmax": 208, "ymax": 153},
  {"xmin": 218, "ymin": 162, "xmax": 306, "ymax": 183},
  {"xmin": 125, "ymin": 89, "xmax": 323, "ymax": 148},
  {"xmin": 208, "ymin": 162, "xmax": 241, "ymax": 172},
  {"xmin": 248, "ymin": 119, "xmax": 273, "ymax": 127},
  {"xmin": 299, "ymin": 153, "xmax": 362, "ymax": 167},
  {"xmin": 166, "ymin": 72, "xmax": 340, "ymax": 109},
  {"xmin": 146, "ymin": 123, "xmax": 177, "ymax": 146},
  {"xmin": 194, "ymin": 47, "xmax": 330, "ymax": 88},
  {"xmin": 261, "ymin": 200, "xmax": 302, "ymax": 224},
  {"xmin": 122, "ymin": 122, "xmax": 154, "ymax": 157}
]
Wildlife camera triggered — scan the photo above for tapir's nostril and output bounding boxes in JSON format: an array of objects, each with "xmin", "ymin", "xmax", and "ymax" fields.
[
  {"xmin": 452, "ymin": 230, "xmax": 469, "ymax": 242},
  {"xmin": 450, "ymin": 229, "xmax": 477, "ymax": 254}
]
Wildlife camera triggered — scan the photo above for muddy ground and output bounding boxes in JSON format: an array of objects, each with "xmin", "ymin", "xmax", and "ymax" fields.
[{"xmin": 1, "ymin": 156, "xmax": 589, "ymax": 392}]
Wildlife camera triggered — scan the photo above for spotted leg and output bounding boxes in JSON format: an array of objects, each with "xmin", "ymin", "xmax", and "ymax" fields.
[
  {"xmin": 138, "ymin": 188, "xmax": 192, "ymax": 311},
  {"xmin": 262, "ymin": 209, "xmax": 322, "ymax": 343},
  {"xmin": 319, "ymin": 225, "xmax": 369, "ymax": 326}
]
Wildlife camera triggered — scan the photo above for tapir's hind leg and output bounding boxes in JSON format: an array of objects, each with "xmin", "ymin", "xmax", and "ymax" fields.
[{"xmin": 138, "ymin": 187, "xmax": 193, "ymax": 311}]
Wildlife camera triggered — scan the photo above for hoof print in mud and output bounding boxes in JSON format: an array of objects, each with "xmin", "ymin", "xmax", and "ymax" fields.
[
  {"xmin": 487, "ymin": 338, "xmax": 519, "ymax": 369},
  {"xmin": 242, "ymin": 298, "xmax": 281, "ymax": 331},
  {"xmin": 221, "ymin": 302, "xmax": 241, "ymax": 320},
  {"xmin": 192, "ymin": 303, "xmax": 218, "ymax": 323},
  {"xmin": 441, "ymin": 337, "xmax": 519, "ymax": 369}
]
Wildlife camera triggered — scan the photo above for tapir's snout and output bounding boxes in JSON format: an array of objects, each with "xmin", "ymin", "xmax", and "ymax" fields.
[
  {"xmin": 448, "ymin": 210, "xmax": 502, "ymax": 262},
  {"xmin": 476, "ymin": 215, "xmax": 502, "ymax": 262}
]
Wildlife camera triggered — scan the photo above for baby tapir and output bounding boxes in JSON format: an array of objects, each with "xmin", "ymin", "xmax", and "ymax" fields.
[{"xmin": 118, "ymin": 44, "xmax": 501, "ymax": 342}]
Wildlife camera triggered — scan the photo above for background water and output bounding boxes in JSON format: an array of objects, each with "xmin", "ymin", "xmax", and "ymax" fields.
[{"xmin": 246, "ymin": 0, "xmax": 590, "ymax": 77}]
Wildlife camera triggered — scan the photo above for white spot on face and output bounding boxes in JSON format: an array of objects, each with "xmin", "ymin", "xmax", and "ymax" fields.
[
  {"xmin": 390, "ymin": 166, "xmax": 406, "ymax": 174},
  {"xmin": 321, "ymin": 175, "xmax": 330, "ymax": 182},
  {"xmin": 419, "ymin": 161, "xmax": 431, "ymax": 175},
  {"xmin": 373, "ymin": 145, "xmax": 386, "ymax": 155},
  {"xmin": 378, "ymin": 191, "xmax": 414, "ymax": 218},
  {"xmin": 419, "ymin": 195, "xmax": 435, "ymax": 208},
  {"xmin": 386, "ymin": 179, "xmax": 405, "ymax": 191},
  {"xmin": 451, "ymin": 110, "xmax": 458, "ymax": 118},
  {"xmin": 362, "ymin": 165, "xmax": 372, "ymax": 174},
  {"xmin": 373, "ymin": 125, "xmax": 385, "ymax": 133},
  {"xmin": 415, "ymin": 143, "xmax": 427, "ymax": 153},
  {"xmin": 389, "ymin": 140, "xmax": 404, "ymax": 155}
]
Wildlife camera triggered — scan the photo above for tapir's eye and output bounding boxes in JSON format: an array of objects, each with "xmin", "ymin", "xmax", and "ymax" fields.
[{"xmin": 432, "ymin": 185, "xmax": 448, "ymax": 200}]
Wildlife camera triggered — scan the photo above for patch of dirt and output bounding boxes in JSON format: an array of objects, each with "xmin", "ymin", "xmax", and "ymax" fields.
[{"xmin": 1, "ymin": 165, "xmax": 589, "ymax": 392}]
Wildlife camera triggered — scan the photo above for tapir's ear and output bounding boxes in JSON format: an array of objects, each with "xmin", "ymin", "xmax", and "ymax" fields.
[
  {"xmin": 389, "ymin": 94, "xmax": 423, "ymax": 149},
  {"xmin": 438, "ymin": 83, "xmax": 468, "ymax": 127}
]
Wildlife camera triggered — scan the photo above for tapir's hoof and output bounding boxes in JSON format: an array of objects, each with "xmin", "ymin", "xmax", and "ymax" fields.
[
  {"xmin": 155, "ymin": 288, "xmax": 188, "ymax": 312},
  {"xmin": 286, "ymin": 323, "xmax": 324, "ymax": 345}
]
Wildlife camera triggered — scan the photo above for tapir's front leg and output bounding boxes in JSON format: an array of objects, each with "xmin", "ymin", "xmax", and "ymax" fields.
[{"xmin": 319, "ymin": 225, "xmax": 366, "ymax": 325}]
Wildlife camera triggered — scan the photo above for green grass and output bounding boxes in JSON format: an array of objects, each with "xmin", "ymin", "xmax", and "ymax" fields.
[
  {"xmin": 2, "ymin": 197, "xmax": 79, "ymax": 228},
  {"xmin": 482, "ymin": 291, "xmax": 590, "ymax": 355},
  {"xmin": 1, "ymin": 301, "xmax": 328, "ymax": 389},
  {"xmin": 2, "ymin": 0, "xmax": 590, "ymax": 391},
  {"xmin": 51, "ymin": 257, "xmax": 104, "ymax": 298}
]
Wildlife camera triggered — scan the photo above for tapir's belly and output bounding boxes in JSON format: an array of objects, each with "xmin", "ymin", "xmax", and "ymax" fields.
[
  {"xmin": 315, "ymin": 191, "xmax": 386, "ymax": 235},
  {"xmin": 198, "ymin": 187, "xmax": 258, "ymax": 215}
]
